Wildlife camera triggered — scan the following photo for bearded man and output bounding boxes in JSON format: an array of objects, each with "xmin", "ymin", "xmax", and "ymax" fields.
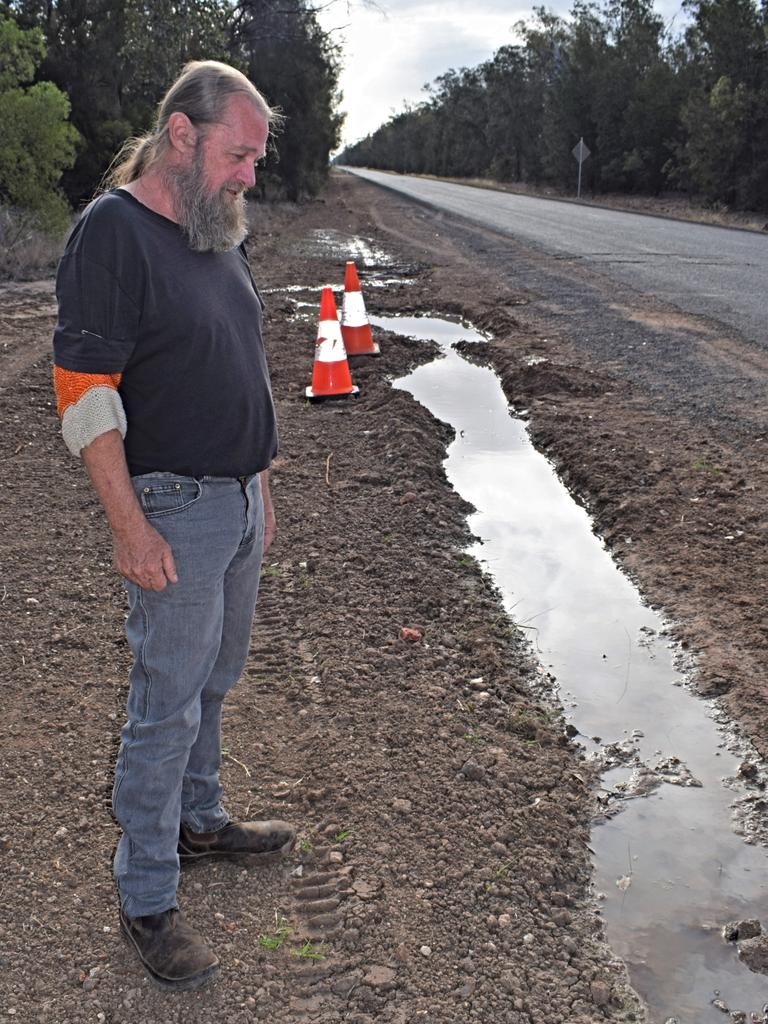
[{"xmin": 52, "ymin": 61, "xmax": 295, "ymax": 991}]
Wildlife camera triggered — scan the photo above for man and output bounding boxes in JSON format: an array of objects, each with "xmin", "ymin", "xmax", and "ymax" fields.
[{"xmin": 52, "ymin": 60, "xmax": 295, "ymax": 992}]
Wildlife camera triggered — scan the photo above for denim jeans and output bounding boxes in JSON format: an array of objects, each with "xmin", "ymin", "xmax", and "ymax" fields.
[{"xmin": 112, "ymin": 472, "xmax": 264, "ymax": 917}]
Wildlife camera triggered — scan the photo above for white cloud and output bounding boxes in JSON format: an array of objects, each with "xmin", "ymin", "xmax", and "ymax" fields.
[{"xmin": 319, "ymin": 0, "xmax": 687, "ymax": 151}]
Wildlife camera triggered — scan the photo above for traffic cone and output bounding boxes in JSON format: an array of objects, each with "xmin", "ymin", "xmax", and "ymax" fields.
[
  {"xmin": 340, "ymin": 261, "xmax": 380, "ymax": 355},
  {"xmin": 305, "ymin": 286, "xmax": 359, "ymax": 400}
]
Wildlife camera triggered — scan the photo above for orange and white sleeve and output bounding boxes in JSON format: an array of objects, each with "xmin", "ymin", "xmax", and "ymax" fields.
[{"xmin": 53, "ymin": 366, "xmax": 127, "ymax": 456}]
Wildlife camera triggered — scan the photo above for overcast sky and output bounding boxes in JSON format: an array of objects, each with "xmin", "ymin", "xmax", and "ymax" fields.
[{"xmin": 317, "ymin": 0, "xmax": 688, "ymax": 152}]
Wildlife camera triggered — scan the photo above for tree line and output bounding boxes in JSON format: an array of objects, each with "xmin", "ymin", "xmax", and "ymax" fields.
[
  {"xmin": 0, "ymin": 0, "xmax": 343, "ymax": 234},
  {"xmin": 339, "ymin": 0, "xmax": 768, "ymax": 213}
]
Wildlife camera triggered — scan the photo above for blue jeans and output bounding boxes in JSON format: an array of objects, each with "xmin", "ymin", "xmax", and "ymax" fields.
[{"xmin": 112, "ymin": 473, "xmax": 264, "ymax": 917}]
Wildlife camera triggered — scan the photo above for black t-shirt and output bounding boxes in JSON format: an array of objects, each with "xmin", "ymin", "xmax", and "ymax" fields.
[{"xmin": 53, "ymin": 189, "xmax": 277, "ymax": 477}]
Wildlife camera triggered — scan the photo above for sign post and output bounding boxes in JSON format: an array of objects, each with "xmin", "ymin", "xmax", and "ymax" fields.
[{"xmin": 571, "ymin": 137, "xmax": 591, "ymax": 199}]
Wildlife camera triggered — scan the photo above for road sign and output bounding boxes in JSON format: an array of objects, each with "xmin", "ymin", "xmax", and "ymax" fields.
[
  {"xmin": 572, "ymin": 137, "xmax": 591, "ymax": 198},
  {"xmin": 572, "ymin": 138, "xmax": 590, "ymax": 164}
]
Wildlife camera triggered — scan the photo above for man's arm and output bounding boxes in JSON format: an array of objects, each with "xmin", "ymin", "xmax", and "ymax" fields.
[
  {"xmin": 259, "ymin": 469, "xmax": 276, "ymax": 554},
  {"xmin": 81, "ymin": 430, "xmax": 178, "ymax": 592}
]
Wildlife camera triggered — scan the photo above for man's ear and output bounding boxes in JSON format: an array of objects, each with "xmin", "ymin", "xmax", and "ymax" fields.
[{"xmin": 167, "ymin": 112, "xmax": 198, "ymax": 155}]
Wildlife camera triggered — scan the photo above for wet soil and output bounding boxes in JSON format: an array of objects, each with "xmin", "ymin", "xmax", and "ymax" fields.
[{"xmin": 1, "ymin": 169, "xmax": 765, "ymax": 1023}]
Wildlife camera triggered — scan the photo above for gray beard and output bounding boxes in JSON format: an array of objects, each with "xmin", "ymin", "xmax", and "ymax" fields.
[{"xmin": 165, "ymin": 147, "xmax": 248, "ymax": 253}]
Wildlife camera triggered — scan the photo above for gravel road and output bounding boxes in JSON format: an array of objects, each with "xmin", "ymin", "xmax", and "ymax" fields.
[{"xmin": 344, "ymin": 166, "xmax": 768, "ymax": 350}]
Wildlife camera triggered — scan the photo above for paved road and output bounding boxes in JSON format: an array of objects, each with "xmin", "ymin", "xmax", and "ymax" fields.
[{"xmin": 343, "ymin": 167, "xmax": 768, "ymax": 347}]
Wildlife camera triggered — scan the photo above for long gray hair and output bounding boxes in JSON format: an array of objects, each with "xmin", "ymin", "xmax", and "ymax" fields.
[{"xmin": 105, "ymin": 60, "xmax": 278, "ymax": 188}]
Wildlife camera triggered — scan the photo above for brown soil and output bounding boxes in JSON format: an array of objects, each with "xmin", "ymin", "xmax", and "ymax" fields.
[{"xmin": 3, "ymin": 168, "xmax": 766, "ymax": 1023}]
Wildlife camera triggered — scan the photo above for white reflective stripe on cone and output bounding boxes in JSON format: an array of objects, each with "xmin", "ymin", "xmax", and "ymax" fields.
[
  {"xmin": 342, "ymin": 291, "xmax": 367, "ymax": 326},
  {"xmin": 315, "ymin": 332, "xmax": 347, "ymax": 363}
]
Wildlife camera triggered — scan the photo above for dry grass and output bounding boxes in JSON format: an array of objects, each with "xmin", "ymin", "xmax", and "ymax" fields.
[{"xmin": 0, "ymin": 206, "xmax": 65, "ymax": 281}]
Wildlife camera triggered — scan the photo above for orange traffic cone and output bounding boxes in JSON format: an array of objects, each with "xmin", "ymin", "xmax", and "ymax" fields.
[
  {"xmin": 340, "ymin": 261, "xmax": 380, "ymax": 355},
  {"xmin": 305, "ymin": 286, "xmax": 359, "ymax": 400}
]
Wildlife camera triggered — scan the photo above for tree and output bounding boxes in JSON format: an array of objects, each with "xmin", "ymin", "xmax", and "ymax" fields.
[
  {"xmin": 594, "ymin": 0, "xmax": 681, "ymax": 193},
  {"xmin": 672, "ymin": 0, "xmax": 768, "ymax": 208},
  {"xmin": 0, "ymin": 12, "xmax": 77, "ymax": 231},
  {"xmin": 229, "ymin": 0, "xmax": 343, "ymax": 200},
  {"xmin": 120, "ymin": 0, "xmax": 231, "ymax": 128},
  {"xmin": 483, "ymin": 45, "xmax": 543, "ymax": 183},
  {"xmin": 12, "ymin": 0, "xmax": 232, "ymax": 202}
]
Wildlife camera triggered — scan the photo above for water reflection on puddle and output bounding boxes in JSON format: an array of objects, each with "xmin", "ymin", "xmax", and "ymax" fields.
[{"xmin": 377, "ymin": 313, "xmax": 768, "ymax": 1023}]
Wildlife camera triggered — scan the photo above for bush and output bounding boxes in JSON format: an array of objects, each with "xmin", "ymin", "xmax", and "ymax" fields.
[
  {"xmin": 0, "ymin": 14, "xmax": 78, "ymax": 235},
  {"xmin": 0, "ymin": 204, "xmax": 65, "ymax": 280}
]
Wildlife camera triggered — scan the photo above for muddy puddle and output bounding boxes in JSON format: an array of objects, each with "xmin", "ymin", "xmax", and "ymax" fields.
[{"xmin": 375, "ymin": 313, "xmax": 768, "ymax": 1023}]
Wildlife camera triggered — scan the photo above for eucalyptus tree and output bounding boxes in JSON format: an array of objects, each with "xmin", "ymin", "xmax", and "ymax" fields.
[
  {"xmin": 677, "ymin": 0, "xmax": 768, "ymax": 207},
  {"xmin": 229, "ymin": 0, "xmax": 343, "ymax": 200},
  {"xmin": 0, "ymin": 11, "xmax": 77, "ymax": 231}
]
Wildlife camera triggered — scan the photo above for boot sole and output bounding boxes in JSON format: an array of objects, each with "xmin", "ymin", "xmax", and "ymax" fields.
[
  {"xmin": 119, "ymin": 913, "xmax": 220, "ymax": 991},
  {"xmin": 178, "ymin": 835, "xmax": 295, "ymax": 863}
]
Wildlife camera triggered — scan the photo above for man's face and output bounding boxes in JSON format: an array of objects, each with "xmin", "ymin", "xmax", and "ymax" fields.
[
  {"xmin": 199, "ymin": 94, "xmax": 269, "ymax": 199},
  {"xmin": 167, "ymin": 95, "xmax": 269, "ymax": 253}
]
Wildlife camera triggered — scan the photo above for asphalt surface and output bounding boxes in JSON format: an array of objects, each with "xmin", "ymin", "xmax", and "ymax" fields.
[{"xmin": 343, "ymin": 167, "xmax": 768, "ymax": 349}]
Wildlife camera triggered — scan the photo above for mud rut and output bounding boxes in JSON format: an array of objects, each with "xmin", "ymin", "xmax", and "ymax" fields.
[{"xmin": 2, "ymin": 171, "xmax": 767, "ymax": 1022}]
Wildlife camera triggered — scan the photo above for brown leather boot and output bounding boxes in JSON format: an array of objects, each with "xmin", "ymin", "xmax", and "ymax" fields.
[
  {"xmin": 178, "ymin": 819, "xmax": 295, "ymax": 862},
  {"xmin": 119, "ymin": 907, "xmax": 220, "ymax": 990}
]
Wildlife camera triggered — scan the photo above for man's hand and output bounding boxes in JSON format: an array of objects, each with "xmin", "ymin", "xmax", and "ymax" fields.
[
  {"xmin": 113, "ymin": 518, "xmax": 178, "ymax": 591},
  {"xmin": 81, "ymin": 431, "xmax": 179, "ymax": 592}
]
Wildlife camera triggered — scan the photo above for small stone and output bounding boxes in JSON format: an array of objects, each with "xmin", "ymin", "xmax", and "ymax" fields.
[
  {"xmin": 738, "ymin": 934, "xmax": 768, "ymax": 974},
  {"xmin": 459, "ymin": 760, "xmax": 485, "ymax": 782},
  {"xmin": 392, "ymin": 798, "xmax": 412, "ymax": 815},
  {"xmin": 497, "ymin": 914, "xmax": 512, "ymax": 929},
  {"xmin": 419, "ymin": 945, "xmax": 432, "ymax": 957},
  {"xmin": 363, "ymin": 965, "xmax": 396, "ymax": 989},
  {"xmin": 723, "ymin": 918, "xmax": 761, "ymax": 942},
  {"xmin": 499, "ymin": 971, "xmax": 516, "ymax": 993},
  {"xmin": 329, "ymin": 851, "xmax": 344, "ymax": 864},
  {"xmin": 712, "ymin": 999, "xmax": 729, "ymax": 1013},
  {"xmin": 352, "ymin": 878, "xmax": 381, "ymax": 900},
  {"xmin": 490, "ymin": 842, "xmax": 508, "ymax": 857},
  {"xmin": 590, "ymin": 980, "xmax": 611, "ymax": 1007},
  {"xmin": 522, "ymin": 933, "xmax": 534, "ymax": 945},
  {"xmin": 400, "ymin": 626, "xmax": 423, "ymax": 642}
]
